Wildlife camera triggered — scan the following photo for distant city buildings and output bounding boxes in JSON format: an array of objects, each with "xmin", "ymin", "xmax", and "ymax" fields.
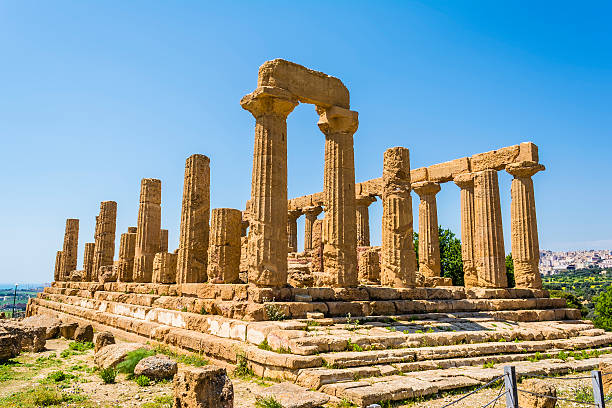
[{"xmin": 539, "ymin": 249, "xmax": 612, "ymax": 275}]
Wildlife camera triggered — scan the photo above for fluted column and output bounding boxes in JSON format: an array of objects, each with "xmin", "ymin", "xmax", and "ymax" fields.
[
  {"xmin": 83, "ymin": 243, "xmax": 95, "ymax": 282},
  {"xmin": 241, "ymin": 86, "xmax": 298, "ymax": 287},
  {"xmin": 318, "ymin": 106, "xmax": 359, "ymax": 287},
  {"xmin": 159, "ymin": 229, "xmax": 168, "ymax": 253},
  {"xmin": 506, "ymin": 161, "xmax": 545, "ymax": 289},
  {"xmin": 176, "ymin": 154, "xmax": 210, "ymax": 284},
  {"xmin": 454, "ymin": 173, "xmax": 477, "ymax": 288},
  {"xmin": 303, "ymin": 206, "xmax": 323, "ymax": 251},
  {"xmin": 117, "ymin": 230, "xmax": 137, "ymax": 282},
  {"xmin": 381, "ymin": 147, "xmax": 416, "ymax": 287},
  {"xmin": 287, "ymin": 210, "xmax": 301, "ymax": 253},
  {"xmin": 413, "ymin": 181, "xmax": 441, "ymax": 278},
  {"xmin": 133, "ymin": 178, "xmax": 162, "ymax": 283},
  {"xmin": 60, "ymin": 219, "xmax": 79, "ymax": 281},
  {"xmin": 92, "ymin": 201, "xmax": 117, "ymax": 276},
  {"xmin": 355, "ymin": 195, "xmax": 376, "ymax": 247},
  {"xmin": 207, "ymin": 208, "xmax": 242, "ymax": 284},
  {"xmin": 54, "ymin": 251, "xmax": 63, "ymax": 282},
  {"xmin": 473, "ymin": 169, "xmax": 507, "ymax": 288},
  {"xmin": 311, "ymin": 219, "xmax": 324, "ymax": 272}
]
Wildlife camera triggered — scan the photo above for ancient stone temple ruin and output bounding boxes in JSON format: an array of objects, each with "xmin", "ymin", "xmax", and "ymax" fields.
[{"xmin": 29, "ymin": 59, "xmax": 612, "ymax": 407}]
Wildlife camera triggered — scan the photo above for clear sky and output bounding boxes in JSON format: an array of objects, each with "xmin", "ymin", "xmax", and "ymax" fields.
[{"xmin": 1, "ymin": 1, "xmax": 610, "ymax": 284}]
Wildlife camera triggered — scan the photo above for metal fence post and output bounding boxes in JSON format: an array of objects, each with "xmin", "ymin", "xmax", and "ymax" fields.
[
  {"xmin": 504, "ymin": 366, "xmax": 518, "ymax": 408},
  {"xmin": 592, "ymin": 370, "xmax": 605, "ymax": 408}
]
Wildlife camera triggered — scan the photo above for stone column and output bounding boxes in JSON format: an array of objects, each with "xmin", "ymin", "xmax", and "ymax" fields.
[
  {"xmin": 160, "ymin": 229, "xmax": 168, "ymax": 253},
  {"xmin": 473, "ymin": 169, "xmax": 507, "ymax": 288},
  {"xmin": 287, "ymin": 210, "xmax": 301, "ymax": 253},
  {"xmin": 133, "ymin": 178, "xmax": 162, "ymax": 283},
  {"xmin": 153, "ymin": 253, "xmax": 178, "ymax": 284},
  {"xmin": 381, "ymin": 147, "xmax": 416, "ymax": 287},
  {"xmin": 54, "ymin": 251, "xmax": 63, "ymax": 282},
  {"xmin": 60, "ymin": 219, "xmax": 79, "ymax": 281},
  {"xmin": 177, "ymin": 154, "xmax": 210, "ymax": 284},
  {"xmin": 207, "ymin": 208, "xmax": 242, "ymax": 284},
  {"xmin": 303, "ymin": 206, "xmax": 323, "ymax": 251},
  {"xmin": 412, "ymin": 181, "xmax": 441, "ymax": 278},
  {"xmin": 318, "ymin": 106, "xmax": 359, "ymax": 287},
  {"xmin": 92, "ymin": 201, "xmax": 117, "ymax": 276},
  {"xmin": 506, "ymin": 161, "xmax": 545, "ymax": 289},
  {"xmin": 359, "ymin": 248, "xmax": 381, "ymax": 284},
  {"xmin": 311, "ymin": 219, "xmax": 324, "ymax": 272},
  {"xmin": 83, "ymin": 243, "xmax": 95, "ymax": 282},
  {"xmin": 117, "ymin": 230, "xmax": 137, "ymax": 282},
  {"xmin": 241, "ymin": 86, "xmax": 298, "ymax": 287},
  {"xmin": 355, "ymin": 195, "xmax": 376, "ymax": 247},
  {"xmin": 454, "ymin": 173, "xmax": 478, "ymax": 288}
]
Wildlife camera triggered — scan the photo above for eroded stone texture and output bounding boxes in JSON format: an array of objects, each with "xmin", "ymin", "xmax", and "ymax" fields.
[
  {"xmin": 207, "ymin": 208, "xmax": 242, "ymax": 284},
  {"xmin": 82, "ymin": 243, "xmax": 95, "ymax": 282},
  {"xmin": 174, "ymin": 366, "xmax": 234, "ymax": 408},
  {"xmin": 177, "ymin": 154, "xmax": 210, "ymax": 284},
  {"xmin": 454, "ymin": 173, "xmax": 478, "ymax": 288},
  {"xmin": 160, "ymin": 229, "xmax": 168, "ymax": 253},
  {"xmin": 473, "ymin": 170, "xmax": 507, "ymax": 288},
  {"xmin": 318, "ymin": 106, "xmax": 359, "ymax": 287},
  {"xmin": 152, "ymin": 252, "xmax": 178, "ymax": 284},
  {"xmin": 60, "ymin": 219, "xmax": 79, "ymax": 281},
  {"xmin": 287, "ymin": 210, "xmax": 302, "ymax": 253},
  {"xmin": 92, "ymin": 201, "xmax": 117, "ymax": 277},
  {"xmin": 311, "ymin": 219, "xmax": 324, "ymax": 272},
  {"xmin": 54, "ymin": 251, "xmax": 63, "ymax": 282},
  {"xmin": 381, "ymin": 147, "xmax": 416, "ymax": 287},
  {"xmin": 355, "ymin": 195, "xmax": 376, "ymax": 247},
  {"xmin": 303, "ymin": 206, "xmax": 323, "ymax": 251},
  {"xmin": 413, "ymin": 181, "xmax": 441, "ymax": 279},
  {"xmin": 359, "ymin": 247, "xmax": 381, "ymax": 285},
  {"xmin": 133, "ymin": 179, "xmax": 162, "ymax": 283},
  {"xmin": 117, "ymin": 231, "xmax": 137, "ymax": 282},
  {"xmin": 520, "ymin": 379, "xmax": 556, "ymax": 408},
  {"xmin": 242, "ymin": 86, "xmax": 298, "ymax": 287},
  {"xmin": 507, "ymin": 161, "xmax": 545, "ymax": 289}
]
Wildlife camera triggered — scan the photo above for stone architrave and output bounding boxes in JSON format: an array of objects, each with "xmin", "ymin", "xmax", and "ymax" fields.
[
  {"xmin": 287, "ymin": 210, "xmax": 301, "ymax": 253},
  {"xmin": 207, "ymin": 208, "xmax": 242, "ymax": 284},
  {"xmin": 177, "ymin": 154, "xmax": 210, "ymax": 284},
  {"xmin": 412, "ymin": 181, "xmax": 442, "ymax": 278},
  {"xmin": 303, "ymin": 206, "xmax": 323, "ymax": 251},
  {"xmin": 54, "ymin": 251, "xmax": 63, "ymax": 282},
  {"xmin": 92, "ymin": 201, "xmax": 117, "ymax": 276},
  {"xmin": 454, "ymin": 173, "xmax": 478, "ymax": 288},
  {"xmin": 117, "ymin": 231, "xmax": 137, "ymax": 282},
  {"xmin": 60, "ymin": 219, "xmax": 79, "ymax": 281},
  {"xmin": 241, "ymin": 86, "xmax": 298, "ymax": 287},
  {"xmin": 82, "ymin": 243, "xmax": 95, "ymax": 282},
  {"xmin": 159, "ymin": 229, "xmax": 168, "ymax": 253},
  {"xmin": 380, "ymin": 147, "xmax": 416, "ymax": 287},
  {"xmin": 473, "ymin": 169, "xmax": 507, "ymax": 288},
  {"xmin": 133, "ymin": 179, "xmax": 162, "ymax": 283},
  {"xmin": 311, "ymin": 219, "xmax": 324, "ymax": 272},
  {"xmin": 355, "ymin": 195, "xmax": 376, "ymax": 247},
  {"xmin": 506, "ymin": 161, "xmax": 545, "ymax": 289},
  {"xmin": 318, "ymin": 106, "xmax": 359, "ymax": 288},
  {"xmin": 152, "ymin": 252, "xmax": 178, "ymax": 284}
]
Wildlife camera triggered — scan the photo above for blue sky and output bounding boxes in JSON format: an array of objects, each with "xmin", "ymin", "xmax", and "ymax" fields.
[{"xmin": 1, "ymin": 1, "xmax": 610, "ymax": 284}]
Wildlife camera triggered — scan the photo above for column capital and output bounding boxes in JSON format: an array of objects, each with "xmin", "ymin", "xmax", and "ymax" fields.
[
  {"xmin": 355, "ymin": 195, "xmax": 376, "ymax": 208},
  {"xmin": 506, "ymin": 161, "xmax": 545, "ymax": 178},
  {"xmin": 303, "ymin": 205, "xmax": 323, "ymax": 217},
  {"xmin": 412, "ymin": 181, "xmax": 441, "ymax": 197},
  {"xmin": 240, "ymin": 86, "xmax": 299, "ymax": 118},
  {"xmin": 317, "ymin": 106, "xmax": 359, "ymax": 135},
  {"xmin": 287, "ymin": 209, "xmax": 302, "ymax": 221},
  {"xmin": 453, "ymin": 173, "xmax": 474, "ymax": 189}
]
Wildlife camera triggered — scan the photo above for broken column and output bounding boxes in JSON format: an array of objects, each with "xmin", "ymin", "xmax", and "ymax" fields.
[
  {"xmin": 303, "ymin": 206, "xmax": 323, "ymax": 251},
  {"xmin": 82, "ymin": 243, "xmax": 95, "ymax": 282},
  {"xmin": 506, "ymin": 161, "xmax": 545, "ymax": 289},
  {"xmin": 117, "ymin": 228, "xmax": 137, "ymax": 282},
  {"xmin": 152, "ymin": 252, "xmax": 178, "ymax": 284},
  {"xmin": 412, "ymin": 181, "xmax": 442, "ymax": 278},
  {"xmin": 133, "ymin": 179, "xmax": 162, "ymax": 283},
  {"xmin": 355, "ymin": 195, "xmax": 376, "ymax": 247},
  {"xmin": 318, "ymin": 106, "xmax": 359, "ymax": 287},
  {"xmin": 60, "ymin": 219, "xmax": 79, "ymax": 281},
  {"xmin": 207, "ymin": 208, "xmax": 242, "ymax": 284},
  {"xmin": 287, "ymin": 210, "xmax": 301, "ymax": 253},
  {"xmin": 454, "ymin": 173, "xmax": 478, "ymax": 288},
  {"xmin": 160, "ymin": 229, "xmax": 168, "ymax": 253},
  {"xmin": 241, "ymin": 87, "xmax": 298, "ymax": 287},
  {"xmin": 92, "ymin": 201, "xmax": 117, "ymax": 276},
  {"xmin": 53, "ymin": 251, "xmax": 63, "ymax": 282},
  {"xmin": 176, "ymin": 154, "xmax": 210, "ymax": 284},
  {"xmin": 473, "ymin": 169, "xmax": 507, "ymax": 288},
  {"xmin": 311, "ymin": 219, "xmax": 324, "ymax": 272},
  {"xmin": 381, "ymin": 147, "xmax": 416, "ymax": 287}
]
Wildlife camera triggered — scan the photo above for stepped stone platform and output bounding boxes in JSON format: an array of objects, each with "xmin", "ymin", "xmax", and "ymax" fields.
[{"xmin": 27, "ymin": 281, "xmax": 612, "ymax": 407}]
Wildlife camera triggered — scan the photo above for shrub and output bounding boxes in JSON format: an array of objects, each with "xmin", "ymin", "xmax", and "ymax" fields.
[
  {"xmin": 234, "ymin": 352, "xmax": 254, "ymax": 377},
  {"xmin": 116, "ymin": 348, "xmax": 155, "ymax": 375},
  {"xmin": 32, "ymin": 386, "xmax": 64, "ymax": 406},
  {"xmin": 44, "ymin": 370, "xmax": 74, "ymax": 383},
  {"xmin": 99, "ymin": 367, "xmax": 117, "ymax": 384},
  {"xmin": 255, "ymin": 396, "xmax": 283, "ymax": 408},
  {"xmin": 594, "ymin": 285, "xmax": 612, "ymax": 331},
  {"xmin": 135, "ymin": 375, "xmax": 151, "ymax": 386}
]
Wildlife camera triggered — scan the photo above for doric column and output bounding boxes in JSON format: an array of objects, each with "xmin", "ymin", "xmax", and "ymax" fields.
[
  {"xmin": 177, "ymin": 154, "xmax": 210, "ymax": 284},
  {"xmin": 159, "ymin": 229, "xmax": 168, "ymax": 253},
  {"xmin": 54, "ymin": 251, "xmax": 63, "ymax": 282},
  {"xmin": 83, "ymin": 243, "xmax": 95, "ymax": 282},
  {"xmin": 60, "ymin": 219, "xmax": 79, "ymax": 281},
  {"xmin": 311, "ymin": 219, "xmax": 324, "ymax": 272},
  {"xmin": 381, "ymin": 147, "xmax": 416, "ymax": 287},
  {"xmin": 355, "ymin": 195, "xmax": 376, "ymax": 247},
  {"xmin": 473, "ymin": 169, "xmax": 507, "ymax": 288},
  {"xmin": 506, "ymin": 161, "xmax": 545, "ymax": 289},
  {"xmin": 133, "ymin": 178, "xmax": 162, "ymax": 283},
  {"xmin": 303, "ymin": 206, "xmax": 323, "ymax": 251},
  {"xmin": 241, "ymin": 86, "xmax": 298, "ymax": 287},
  {"xmin": 92, "ymin": 201, "xmax": 117, "ymax": 276},
  {"xmin": 287, "ymin": 210, "xmax": 301, "ymax": 253},
  {"xmin": 359, "ymin": 248, "xmax": 381, "ymax": 284},
  {"xmin": 207, "ymin": 208, "xmax": 242, "ymax": 284},
  {"xmin": 412, "ymin": 181, "xmax": 441, "ymax": 278},
  {"xmin": 153, "ymin": 253, "xmax": 178, "ymax": 284},
  {"xmin": 454, "ymin": 173, "xmax": 478, "ymax": 288},
  {"xmin": 117, "ymin": 230, "xmax": 137, "ymax": 282},
  {"xmin": 318, "ymin": 106, "xmax": 359, "ymax": 287}
]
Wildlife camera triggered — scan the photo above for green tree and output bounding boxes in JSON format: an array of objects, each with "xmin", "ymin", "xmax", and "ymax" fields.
[
  {"xmin": 414, "ymin": 227, "xmax": 464, "ymax": 286},
  {"xmin": 505, "ymin": 254, "xmax": 515, "ymax": 288},
  {"xmin": 593, "ymin": 285, "xmax": 612, "ymax": 331}
]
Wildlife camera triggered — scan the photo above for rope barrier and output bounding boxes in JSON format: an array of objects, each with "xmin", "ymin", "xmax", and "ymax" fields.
[
  {"xmin": 517, "ymin": 388, "xmax": 598, "ymax": 406},
  {"xmin": 439, "ymin": 375, "xmax": 504, "ymax": 408},
  {"xmin": 519, "ymin": 373, "xmax": 593, "ymax": 380}
]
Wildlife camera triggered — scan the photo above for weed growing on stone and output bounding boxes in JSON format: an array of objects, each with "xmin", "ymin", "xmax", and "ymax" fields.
[
  {"xmin": 234, "ymin": 352, "xmax": 254, "ymax": 378},
  {"xmin": 153, "ymin": 344, "xmax": 208, "ymax": 367},
  {"xmin": 483, "ymin": 361, "xmax": 495, "ymax": 368},
  {"xmin": 347, "ymin": 339, "xmax": 363, "ymax": 352},
  {"xmin": 258, "ymin": 339, "xmax": 272, "ymax": 351},
  {"xmin": 264, "ymin": 301, "xmax": 286, "ymax": 321}
]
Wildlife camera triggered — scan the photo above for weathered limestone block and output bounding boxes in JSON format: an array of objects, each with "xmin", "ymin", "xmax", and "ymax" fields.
[
  {"xmin": 311, "ymin": 219, "xmax": 324, "ymax": 273},
  {"xmin": 303, "ymin": 206, "xmax": 323, "ymax": 251},
  {"xmin": 74, "ymin": 323, "xmax": 94, "ymax": 343},
  {"xmin": 134, "ymin": 179, "xmax": 162, "ymax": 283},
  {"xmin": 318, "ymin": 106, "xmax": 359, "ymax": 287},
  {"xmin": 507, "ymin": 161, "xmax": 545, "ymax": 289},
  {"xmin": 60, "ymin": 219, "xmax": 79, "ymax": 281},
  {"xmin": 427, "ymin": 157, "xmax": 470, "ymax": 183},
  {"xmin": 94, "ymin": 343, "xmax": 148, "ymax": 369},
  {"xmin": 94, "ymin": 331, "xmax": 115, "ymax": 353},
  {"xmin": 174, "ymin": 366, "xmax": 234, "ymax": 408},
  {"xmin": 412, "ymin": 181, "xmax": 441, "ymax": 279},
  {"xmin": 60, "ymin": 322, "xmax": 78, "ymax": 339},
  {"xmin": 54, "ymin": 251, "xmax": 63, "ymax": 282},
  {"xmin": 355, "ymin": 195, "xmax": 376, "ymax": 247},
  {"xmin": 359, "ymin": 248, "xmax": 381, "ymax": 285},
  {"xmin": 134, "ymin": 355, "xmax": 178, "ymax": 380},
  {"xmin": 471, "ymin": 145, "xmax": 520, "ymax": 172},
  {"xmin": 160, "ymin": 229, "xmax": 168, "ymax": 253},
  {"xmin": 93, "ymin": 201, "xmax": 117, "ymax": 276},
  {"xmin": 600, "ymin": 359, "xmax": 612, "ymax": 395},
  {"xmin": 21, "ymin": 314, "xmax": 62, "ymax": 339},
  {"xmin": 287, "ymin": 210, "xmax": 301, "ymax": 253},
  {"xmin": 255, "ymin": 382, "xmax": 330, "ymax": 408},
  {"xmin": 207, "ymin": 208, "xmax": 242, "ymax": 284},
  {"xmin": 152, "ymin": 252, "xmax": 178, "ymax": 284},
  {"xmin": 117, "ymin": 230, "xmax": 137, "ymax": 282},
  {"xmin": 288, "ymin": 263, "xmax": 314, "ymax": 288},
  {"xmin": 381, "ymin": 147, "xmax": 415, "ymax": 287},
  {"xmin": 242, "ymin": 86, "xmax": 298, "ymax": 287},
  {"xmin": 98, "ymin": 265, "xmax": 116, "ymax": 283},
  {"xmin": 0, "ymin": 322, "xmax": 46, "ymax": 353},
  {"xmin": 454, "ymin": 173, "xmax": 478, "ymax": 288},
  {"xmin": 82, "ymin": 242, "xmax": 95, "ymax": 281},
  {"xmin": 520, "ymin": 379, "xmax": 556, "ymax": 408}
]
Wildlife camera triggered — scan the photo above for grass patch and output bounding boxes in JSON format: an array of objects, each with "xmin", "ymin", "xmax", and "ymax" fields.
[
  {"xmin": 142, "ymin": 394, "xmax": 174, "ymax": 408},
  {"xmin": 255, "ymin": 396, "xmax": 283, "ymax": 408},
  {"xmin": 153, "ymin": 344, "xmax": 208, "ymax": 367},
  {"xmin": 116, "ymin": 348, "xmax": 155, "ymax": 375},
  {"xmin": 68, "ymin": 341, "xmax": 94, "ymax": 352},
  {"xmin": 0, "ymin": 385, "xmax": 88, "ymax": 407}
]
